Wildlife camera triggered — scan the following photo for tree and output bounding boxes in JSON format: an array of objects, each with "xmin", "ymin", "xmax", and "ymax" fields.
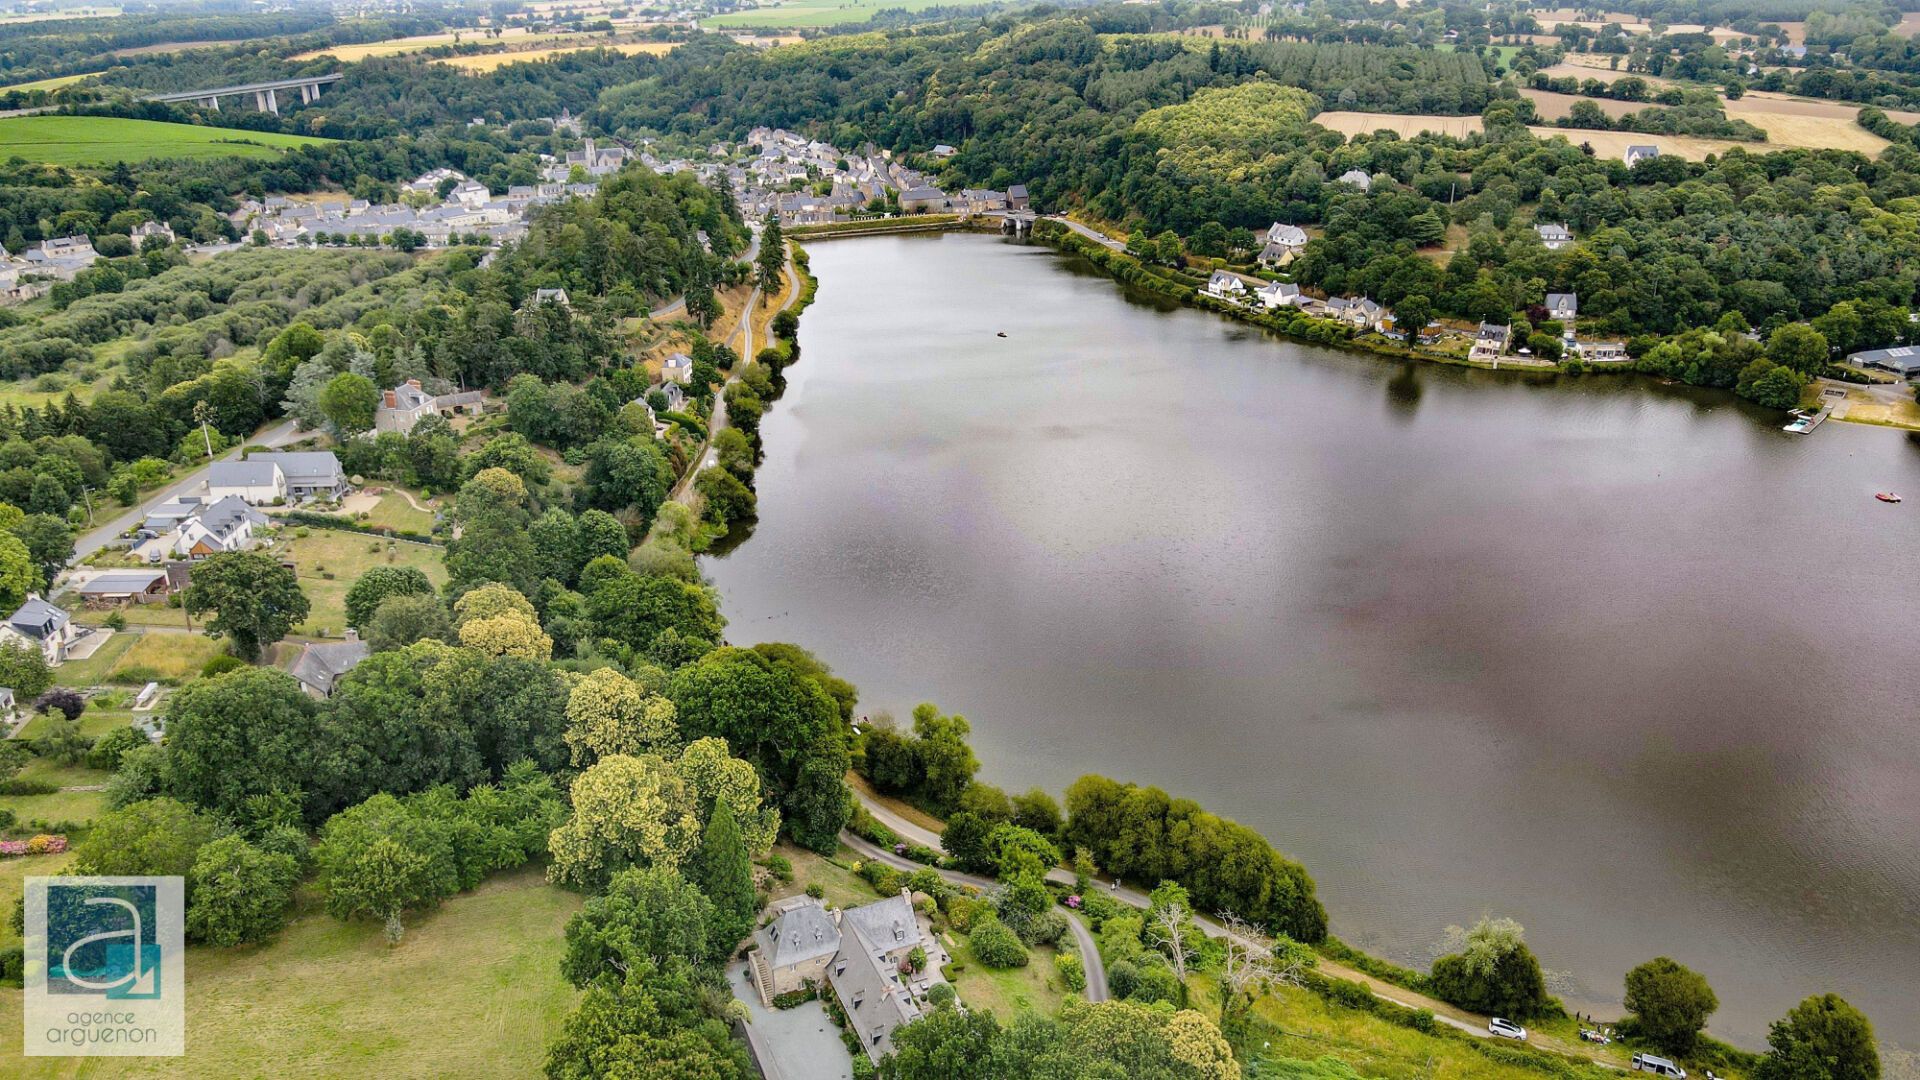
[
  {"xmin": 458, "ymin": 611, "xmax": 553, "ymax": 660},
  {"xmin": 73, "ymin": 798, "xmax": 223, "ymax": 879},
  {"xmin": 910, "ymin": 702, "xmax": 978, "ymax": 811},
  {"xmin": 366, "ymin": 593, "xmax": 455, "ymax": 651},
  {"xmin": 319, "ymin": 371, "xmax": 380, "ymax": 435},
  {"xmin": 1394, "ymin": 295, "xmax": 1434, "ymax": 340},
  {"xmin": 1428, "ymin": 916, "xmax": 1551, "ymax": 1019},
  {"xmin": 30, "ymin": 716, "xmax": 91, "ymax": 765},
  {"xmin": 969, "ymin": 915, "xmax": 1029, "ymax": 968},
  {"xmin": 344, "ymin": 566, "xmax": 435, "ymax": 631},
  {"xmin": 757, "ymin": 215, "xmax": 784, "ymax": 294},
  {"xmin": 548, "ymin": 754, "xmax": 702, "ymax": 891},
  {"xmin": 313, "ymin": 642, "xmax": 488, "ymax": 813},
  {"xmin": 544, "ymin": 962, "xmax": 754, "ymax": 1080},
  {"xmin": 564, "ymin": 667, "xmax": 680, "ymax": 767},
  {"xmin": 86, "ymin": 724, "xmax": 146, "ymax": 771},
  {"xmin": 34, "ymin": 686, "xmax": 83, "ymax": 722},
  {"xmin": 315, "ymin": 793, "xmax": 459, "ymax": 941},
  {"xmin": 1624, "ymin": 957, "xmax": 1718, "ymax": 1055},
  {"xmin": 686, "ymin": 800, "xmax": 756, "ymax": 957},
  {"xmin": 561, "ymin": 866, "xmax": 715, "ymax": 988},
  {"xmin": 0, "ymin": 533, "xmax": 35, "ymax": 612},
  {"xmin": 12, "ymin": 513, "xmax": 72, "ymax": 585},
  {"xmin": 0, "ymin": 640, "xmax": 52, "ymax": 700},
  {"xmin": 185, "ymin": 552, "xmax": 310, "ymax": 661},
  {"xmin": 1216, "ymin": 913, "xmax": 1311, "ymax": 1035},
  {"xmin": 1756, "ymin": 994, "xmax": 1880, "ymax": 1080},
  {"xmin": 1146, "ymin": 881, "xmax": 1196, "ymax": 989},
  {"xmin": 1767, "ymin": 323, "xmax": 1830, "ymax": 378},
  {"xmin": 164, "ymin": 667, "xmax": 325, "ymax": 821},
  {"xmin": 186, "ymin": 835, "xmax": 299, "ymax": 947}
]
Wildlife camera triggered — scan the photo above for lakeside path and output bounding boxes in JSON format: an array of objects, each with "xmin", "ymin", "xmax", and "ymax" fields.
[
  {"xmin": 847, "ymin": 785, "xmax": 1615, "ymax": 1066},
  {"xmin": 673, "ymin": 237, "xmax": 800, "ymax": 504}
]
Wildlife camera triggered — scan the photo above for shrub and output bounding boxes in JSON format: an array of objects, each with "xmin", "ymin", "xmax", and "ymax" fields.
[
  {"xmin": 805, "ymin": 883, "xmax": 825, "ymax": 899},
  {"xmin": 0, "ymin": 779, "xmax": 56, "ymax": 796},
  {"xmin": 968, "ymin": 917, "xmax": 1028, "ymax": 969},
  {"xmin": 761, "ymin": 854, "xmax": 793, "ymax": 883},
  {"xmin": 771, "ymin": 984, "xmax": 818, "ymax": 1009},
  {"xmin": 201, "ymin": 655, "xmax": 247, "ymax": 678},
  {"xmin": 1428, "ymin": 917, "xmax": 1553, "ymax": 1020},
  {"xmin": 0, "ymin": 945, "xmax": 22, "ymax": 985},
  {"xmin": 925, "ymin": 982, "xmax": 956, "ymax": 1009},
  {"xmin": 86, "ymin": 726, "xmax": 147, "ymax": 771},
  {"xmin": 1055, "ymin": 951, "xmax": 1086, "ymax": 992}
]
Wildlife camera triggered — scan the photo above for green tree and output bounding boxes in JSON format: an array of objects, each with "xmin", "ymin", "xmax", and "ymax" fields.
[
  {"xmin": 185, "ymin": 552, "xmax": 310, "ymax": 660},
  {"xmin": 1428, "ymin": 917, "xmax": 1551, "ymax": 1019},
  {"xmin": 186, "ymin": 835, "xmax": 300, "ymax": 947},
  {"xmin": 1755, "ymin": 994, "xmax": 1880, "ymax": 1080},
  {"xmin": 547, "ymin": 754, "xmax": 702, "ymax": 891},
  {"xmin": 366, "ymin": 593, "xmax": 455, "ymax": 651},
  {"xmin": 544, "ymin": 962, "xmax": 753, "ymax": 1080},
  {"xmin": 969, "ymin": 916, "xmax": 1029, "ymax": 969},
  {"xmin": 911, "ymin": 702, "xmax": 979, "ymax": 812},
  {"xmin": 0, "ymin": 533, "xmax": 36, "ymax": 611},
  {"xmin": 686, "ymin": 799, "xmax": 756, "ymax": 957},
  {"xmin": 344, "ymin": 566, "xmax": 435, "ymax": 631},
  {"xmin": 560, "ymin": 866, "xmax": 715, "ymax": 988},
  {"xmin": 319, "ymin": 371, "xmax": 381, "ymax": 435},
  {"xmin": 1624, "ymin": 956, "xmax": 1718, "ymax": 1055},
  {"xmin": 1767, "ymin": 323, "xmax": 1830, "ymax": 378},
  {"xmin": 11, "ymin": 513, "xmax": 72, "ymax": 585},
  {"xmin": 0, "ymin": 640, "xmax": 51, "ymax": 700},
  {"xmin": 73, "ymin": 797, "xmax": 223, "ymax": 879},
  {"xmin": 315, "ymin": 793, "xmax": 459, "ymax": 941},
  {"xmin": 163, "ymin": 668, "xmax": 325, "ymax": 821}
]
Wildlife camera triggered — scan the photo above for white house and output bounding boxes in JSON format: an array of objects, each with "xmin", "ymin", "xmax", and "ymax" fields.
[
  {"xmin": 0, "ymin": 595, "xmax": 78, "ymax": 666},
  {"xmin": 1535, "ymin": 223, "xmax": 1573, "ymax": 251},
  {"xmin": 1471, "ymin": 321, "xmax": 1512, "ymax": 361},
  {"xmin": 1205, "ymin": 270, "xmax": 1250, "ymax": 301},
  {"xmin": 1336, "ymin": 169, "xmax": 1373, "ymax": 191},
  {"xmin": 1545, "ymin": 292, "xmax": 1578, "ymax": 324},
  {"xmin": 1257, "ymin": 281, "xmax": 1303, "ymax": 310},
  {"xmin": 662, "ymin": 352, "xmax": 694, "ymax": 385},
  {"xmin": 1260, "ymin": 223, "xmax": 1309, "ymax": 265},
  {"xmin": 531, "ymin": 287, "xmax": 572, "ymax": 310},
  {"xmin": 206, "ymin": 460, "xmax": 286, "ymax": 504},
  {"xmin": 174, "ymin": 496, "xmax": 267, "ymax": 559},
  {"xmin": 1625, "ymin": 144, "xmax": 1661, "ymax": 167}
]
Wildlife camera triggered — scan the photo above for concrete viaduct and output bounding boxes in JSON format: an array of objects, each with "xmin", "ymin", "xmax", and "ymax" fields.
[{"xmin": 147, "ymin": 73, "xmax": 343, "ymax": 116}]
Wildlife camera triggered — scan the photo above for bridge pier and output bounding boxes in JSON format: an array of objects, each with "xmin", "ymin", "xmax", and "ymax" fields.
[
  {"xmin": 204, "ymin": 96, "xmax": 219, "ymax": 111},
  {"xmin": 301, "ymin": 83, "xmax": 317, "ymax": 104},
  {"xmin": 253, "ymin": 88, "xmax": 278, "ymax": 114}
]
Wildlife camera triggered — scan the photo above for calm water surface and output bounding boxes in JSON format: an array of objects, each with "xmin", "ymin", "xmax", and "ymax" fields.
[{"xmin": 706, "ymin": 233, "xmax": 1920, "ymax": 1051}]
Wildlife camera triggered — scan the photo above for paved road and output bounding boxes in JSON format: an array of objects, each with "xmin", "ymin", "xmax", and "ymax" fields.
[
  {"xmin": 847, "ymin": 791, "xmax": 1613, "ymax": 1056},
  {"xmin": 68, "ymin": 418, "xmax": 302, "ymax": 563},
  {"xmin": 672, "ymin": 235, "xmax": 797, "ymax": 505},
  {"xmin": 1048, "ymin": 215, "xmax": 1124, "ymax": 252}
]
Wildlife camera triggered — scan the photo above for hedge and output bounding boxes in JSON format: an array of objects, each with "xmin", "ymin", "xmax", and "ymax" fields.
[{"xmin": 274, "ymin": 510, "xmax": 439, "ymax": 544}]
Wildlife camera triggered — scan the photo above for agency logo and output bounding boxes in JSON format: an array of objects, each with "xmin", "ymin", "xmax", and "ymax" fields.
[{"xmin": 24, "ymin": 877, "xmax": 184, "ymax": 1056}]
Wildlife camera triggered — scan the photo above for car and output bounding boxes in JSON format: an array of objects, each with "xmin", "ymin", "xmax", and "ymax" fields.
[
  {"xmin": 1632, "ymin": 1053, "xmax": 1687, "ymax": 1078},
  {"xmin": 1488, "ymin": 1018, "xmax": 1527, "ymax": 1041}
]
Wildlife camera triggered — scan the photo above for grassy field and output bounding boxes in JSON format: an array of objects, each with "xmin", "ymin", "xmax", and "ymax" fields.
[
  {"xmin": 706, "ymin": 0, "xmax": 958, "ymax": 28},
  {"xmin": 949, "ymin": 936, "xmax": 1072, "ymax": 1018},
  {"xmin": 0, "ymin": 72, "xmax": 95, "ymax": 93},
  {"xmin": 279, "ymin": 529, "xmax": 447, "ymax": 636},
  {"xmin": 0, "ymin": 851, "xmax": 76, "ymax": 950},
  {"xmin": 436, "ymin": 41, "xmax": 679, "ymax": 71},
  {"xmin": 103, "ymin": 630, "xmax": 227, "ymax": 684},
  {"xmin": 0, "ymin": 784, "xmax": 106, "ymax": 831},
  {"xmin": 294, "ymin": 25, "xmax": 642, "ymax": 62},
  {"xmin": 769, "ymin": 844, "xmax": 886, "ymax": 910},
  {"xmin": 12, "ymin": 705, "xmax": 134, "ymax": 741},
  {"xmin": 333, "ymin": 489, "xmax": 438, "ymax": 535},
  {"xmin": 1314, "ymin": 111, "xmax": 1483, "ymax": 140},
  {"xmin": 0, "ymin": 865, "xmax": 583, "ymax": 1077},
  {"xmin": 0, "ymin": 116, "xmax": 329, "ymax": 166},
  {"xmin": 50, "ymin": 628, "xmax": 136, "ymax": 686}
]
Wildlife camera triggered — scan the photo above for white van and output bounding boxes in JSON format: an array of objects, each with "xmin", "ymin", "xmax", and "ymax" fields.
[{"xmin": 1632, "ymin": 1053, "xmax": 1687, "ymax": 1078}]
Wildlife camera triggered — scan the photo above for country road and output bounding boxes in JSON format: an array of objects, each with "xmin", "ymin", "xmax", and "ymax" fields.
[
  {"xmin": 672, "ymin": 235, "xmax": 797, "ymax": 505},
  {"xmin": 849, "ymin": 790, "xmax": 1612, "ymax": 1062},
  {"xmin": 67, "ymin": 417, "xmax": 303, "ymax": 565}
]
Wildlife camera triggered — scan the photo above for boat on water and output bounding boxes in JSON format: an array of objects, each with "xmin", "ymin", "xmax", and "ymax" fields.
[
  {"xmin": 1876, "ymin": 492, "xmax": 1902, "ymax": 503},
  {"xmin": 996, "ymin": 331, "xmax": 1008, "ymax": 338}
]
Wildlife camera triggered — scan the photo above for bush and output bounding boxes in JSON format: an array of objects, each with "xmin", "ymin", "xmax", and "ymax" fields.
[
  {"xmin": 0, "ymin": 779, "xmax": 56, "ymax": 796},
  {"xmin": 771, "ymin": 985, "xmax": 817, "ymax": 1009},
  {"xmin": 86, "ymin": 726, "xmax": 147, "ymax": 771},
  {"xmin": 1055, "ymin": 951, "xmax": 1086, "ymax": 992},
  {"xmin": 201, "ymin": 655, "xmax": 247, "ymax": 678},
  {"xmin": 925, "ymin": 981, "xmax": 956, "ymax": 1008},
  {"xmin": 762, "ymin": 854, "xmax": 793, "ymax": 883},
  {"xmin": 968, "ymin": 917, "xmax": 1029, "ymax": 969},
  {"xmin": 805, "ymin": 883, "xmax": 825, "ymax": 899},
  {"xmin": 0, "ymin": 944, "xmax": 22, "ymax": 986}
]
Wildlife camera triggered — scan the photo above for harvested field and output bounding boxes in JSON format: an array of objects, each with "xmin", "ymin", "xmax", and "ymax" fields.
[
  {"xmin": 436, "ymin": 41, "xmax": 678, "ymax": 70},
  {"xmin": 1521, "ymin": 88, "xmax": 1644, "ymax": 121},
  {"xmin": 1737, "ymin": 90, "xmax": 1920, "ymax": 126},
  {"xmin": 1722, "ymin": 97, "xmax": 1892, "ymax": 153},
  {"xmin": 1313, "ymin": 111, "xmax": 1482, "ymax": 139},
  {"xmin": 1527, "ymin": 127, "xmax": 1754, "ymax": 160},
  {"xmin": 1538, "ymin": 58, "xmax": 1677, "ymax": 86}
]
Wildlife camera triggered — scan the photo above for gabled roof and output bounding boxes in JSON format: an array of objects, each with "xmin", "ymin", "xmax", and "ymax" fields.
[
  {"xmin": 79, "ymin": 569, "xmax": 169, "ymax": 596},
  {"xmin": 289, "ymin": 638, "xmax": 369, "ymax": 696},
  {"xmin": 208, "ymin": 460, "xmax": 280, "ymax": 488},
  {"xmin": 254, "ymin": 452, "xmax": 343, "ymax": 483},
  {"xmin": 6, "ymin": 596, "xmax": 68, "ymax": 639},
  {"xmin": 758, "ymin": 897, "xmax": 841, "ymax": 969},
  {"xmin": 1545, "ymin": 292, "xmax": 1577, "ymax": 309}
]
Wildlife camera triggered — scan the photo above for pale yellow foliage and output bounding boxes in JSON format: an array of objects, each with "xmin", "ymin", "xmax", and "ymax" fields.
[
  {"xmin": 1164, "ymin": 1010, "xmax": 1240, "ymax": 1080},
  {"xmin": 453, "ymin": 581, "xmax": 538, "ymax": 627},
  {"xmin": 676, "ymin": 737, "xmax": 779, "ymax": 855},
  {"xmin": 466, "ymin": 466, "xmax": 527, "ymax": 502},
  {"xmin": 547, "ymin": 754, "xmax": 700, "ymax": 889},
  {"xmin": 564, "ymin": 667, "xmax": 680, "ymax": 766},
  {"xmin": 457, "ymin": 612, "xmax": 553, "ymax": 660}
]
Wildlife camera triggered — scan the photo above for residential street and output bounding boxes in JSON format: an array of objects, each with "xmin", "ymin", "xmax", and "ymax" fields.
[{"xmin": 67, "ymin": 417, "xmax": 303, "ymax": 564}]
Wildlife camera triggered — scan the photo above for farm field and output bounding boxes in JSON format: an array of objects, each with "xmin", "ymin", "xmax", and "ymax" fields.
[
  {"xmin": 436, "ymin": 41, "xmax": 679, "ymax": 71},
  {"xmin": 1314, "ymin": 110, "xmax": 1482, "ymax": 139},
  {"xmin": 0, "ymin": 5, "xmax": 118, "ymax": 22},
  {"xmin": 0, "ymin": 865, "xmax": 583, "ymax": 1077},
  {"xmin": 705, "ymin": 0, "xmax": 959, "ymax": 28},
  {"xmin": 0, "ymin": 71, "xmax": 94, "ymax": 93},
  {"xmin": 1538, "ymin": 58, "xmax": 1678, "ymax": 86},
  {"xmin": 1521, "ymin": 88, "xmax": 1644, "ymax": 121},
  {"xmin": 1527, "ymin": 126, "xmax": 1756, "ymax": 160},
  {"xmin": 1721, "ymin": 97, "xmax": 1891, "ymax": 153},
  {"xmin": 0, "ymin": 116, "xmax": 328, "ymax": 165},
  {"xmin": 293, "ymin": 24, "xmax": 649, "ymax": 61}
]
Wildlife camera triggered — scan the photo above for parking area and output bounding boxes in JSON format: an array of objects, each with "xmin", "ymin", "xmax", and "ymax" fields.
[{"xmin": 726, "ymin": 959, "xmax": 854, "ymax": 1080}]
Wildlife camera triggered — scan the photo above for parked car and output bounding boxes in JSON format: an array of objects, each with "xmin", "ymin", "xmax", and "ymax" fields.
[
  {"xmin": 1488, "ymin": 1018, "xmax": 1527, "ymax": 1041},
  {"xmin": 1632, "ymin": 1053, "xmax": 1687, "ymax": 1078}
]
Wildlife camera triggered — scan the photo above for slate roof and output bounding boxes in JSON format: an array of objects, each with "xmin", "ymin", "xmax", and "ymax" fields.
[
  {"xmin": 208, "ymin": 460, "xmax": 280, "ymax": 488},
  {"xmin": 758, "ymin": 897, "xmax": 842, "ymax": 969},
  {"xmin": 289, "ymin": 638, "xmax": 369, "ymax": 697},
  {"xmin": 6, "ymin": 596, "xmax": 68, "ymax": 639},
  {"xmin": 254, "ymin": 452, "xmax": 344, "ymax": 484}
]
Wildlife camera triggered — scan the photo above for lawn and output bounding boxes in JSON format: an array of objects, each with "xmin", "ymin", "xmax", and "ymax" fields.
[
  {"xmin": 49, "ymin": 628, "xmax": 136, "ymax": 686},
  {"xmin": 0, "ymin": 850, "xmax": 76, "ymax": 950},
  {"xmin": 0, "ymin": 787, "xmax": 107, "ymax": 831},
  {"xmin": 706, "ymin": 0, "xmax": 959, "ymax": 28},
  {"xmin": 0, "ymin": 865, "xmax": 583, "ymax": 1077},
  {"xmin": 768, "ymin": 844, "xmax": 885, "ymax": 910},
  {"xmin": 949, "ymin": 936, "xmax": 1071, "ymax": 1019},
  {"xmin": 0, "ymin": 116, "xmax": 330, "ymax": 166},
  {"xmin": 331, "ymin": 489, "xmax": 438, "ymax": 534},
  {"xmin": 104, "ymin": 631, "xmax": 227, "ymax": 684},
  {"xmin": 274, "ymin": 529, "xmax": 447, "ymax": 636},
  {"xmin": 12, "ymin": 706, "xmax": 134, "ymax": 741}
]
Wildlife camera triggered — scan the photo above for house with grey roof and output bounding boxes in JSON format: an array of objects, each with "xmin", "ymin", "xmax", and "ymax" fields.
[
  {"xmin": 77, "ymin": 569, "xmax": 173, "ymax": 607},
  {"xmin": 206, "ymin": 459, "xmax": 286, "ymax": 504},
  {"xmin": 748, "ymin": 889, "xmax": 949, "ymax": 1065},
  {"xmin": 1336, "ymin": 169, "xmax": 1373, "ymax": 191},
  {"xmin": 376, "ymin": 380, "xmax": 437, "ymax": 435},
  {"xmin": 174, "ymin": 496, "xmax": 267, "ymax": 558},
  {"xmin": 662, "ymin": 352, "xmax": 694, "ymax": 386},
  {"xmin": 1206, "ymin": 270, "xmax": 1250, "ymax": 301},
  {"xmin": 1535, "ymin": 223, "xmax": 1573, "ymax": 251},
  {"xmin": 252, "ymin": 452, "xmax": 348, "ymax": 501},
  {"xmin": 1545, "ymin": 292, "xmax": 1577, "ymax": 323},
  {"xmin": 1625, "ymin": 144, "xmax": 1661, "ymax": 167},
  {"xmin": 1849, "ymin": 345, "xmax": 1920, "ymax": 378},
  {"xmin": 1257, "ymin": 281, "xmax": 1303, "ymax": 310},
  {"xmin": 288, "ymin": 632, "xmax": 370, "ymax": 699},
  {"xmin": 0, "ymin": 595, "xmax": 78, "ymax": 665}
]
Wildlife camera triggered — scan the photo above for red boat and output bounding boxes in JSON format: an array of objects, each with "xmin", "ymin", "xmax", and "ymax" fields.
[{"xmin": 1876, "ymin": 492, "xmax": 1902, "ymax": 503}]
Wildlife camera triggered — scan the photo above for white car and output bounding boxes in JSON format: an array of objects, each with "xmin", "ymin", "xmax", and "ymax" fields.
[{"xmin": 1488, "ymin": 1018, "xmax": 1528, "ymax": 1041}]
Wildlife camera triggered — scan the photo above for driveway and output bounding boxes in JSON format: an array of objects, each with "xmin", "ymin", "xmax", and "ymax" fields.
[
  {"xmin": 727, "ymin": 959, "xmax": 854, "ymax": 1080},
  {"xmin": 68, "ymin": 418, "xmax": 302, "ymax": 563}
]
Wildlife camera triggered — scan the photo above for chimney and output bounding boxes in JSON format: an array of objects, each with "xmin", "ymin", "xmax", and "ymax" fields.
[
  {"xmin": 383, "ymin": 390, "xmax": 397, "ymax": 408},
  {"xmin": 406, "ymin": 379, "xmax": 421, "ymax": 389},
  {"xmin": 343, "ymin": 628, "xmax": 359, "ymax": 642}
]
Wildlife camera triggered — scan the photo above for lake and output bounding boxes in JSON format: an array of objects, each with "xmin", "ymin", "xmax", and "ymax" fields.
[{"xmin": 705, "ymin": 232, "xmax": 1920, "ymax": 1052}]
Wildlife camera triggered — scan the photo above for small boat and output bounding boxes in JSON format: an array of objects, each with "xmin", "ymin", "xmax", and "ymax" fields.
[
  {"xmin": 996, "ymin": 331, "xmax": 1007, "ymax": 338},
  {"xmin": 1876, "ymin": 492, "xmax": 1902, "ymax": 503}
]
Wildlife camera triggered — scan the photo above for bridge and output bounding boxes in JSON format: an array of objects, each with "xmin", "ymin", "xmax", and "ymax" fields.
[{"xmin": 146, "ymin": 73, "xmax": 343, "ymax": 116}]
